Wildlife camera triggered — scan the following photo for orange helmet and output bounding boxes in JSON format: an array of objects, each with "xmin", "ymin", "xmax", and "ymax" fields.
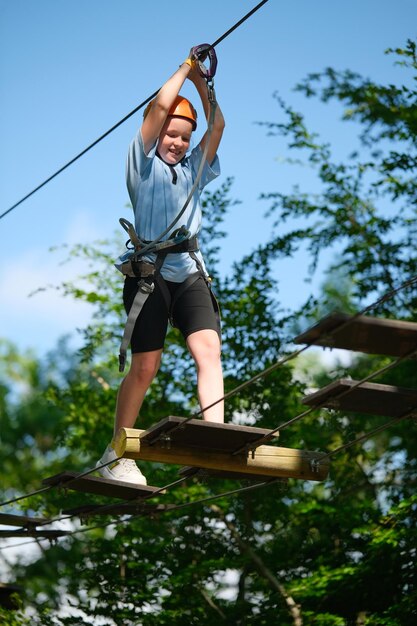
[{"xmin": 143, "ymin": 95, "xmax": 197, "ymax": 130}]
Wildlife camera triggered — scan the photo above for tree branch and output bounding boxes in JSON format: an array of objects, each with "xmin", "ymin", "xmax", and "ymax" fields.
[{"xmin": 210, "ymin": 505, "xmax": 303, "ymax": 626}]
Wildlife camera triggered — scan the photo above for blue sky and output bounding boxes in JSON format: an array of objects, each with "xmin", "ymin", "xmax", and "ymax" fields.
[{"xmin": 0, "ymin": 0, "xmax": 416, "ymax": 356}]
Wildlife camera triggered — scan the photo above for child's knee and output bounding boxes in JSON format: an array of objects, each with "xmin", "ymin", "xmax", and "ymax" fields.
[
  {"xmin": 130, "ymin": 353, "xmax": 161, "ymax": 383},
  {"xmin": 197, "ymin": 340, "xmax": 221, "ymax": 367}
]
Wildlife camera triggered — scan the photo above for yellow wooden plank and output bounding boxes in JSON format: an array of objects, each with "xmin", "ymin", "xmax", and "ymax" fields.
[{"xmin": 114, "ymin": 428, "xmax": 329, "ymax": 482}]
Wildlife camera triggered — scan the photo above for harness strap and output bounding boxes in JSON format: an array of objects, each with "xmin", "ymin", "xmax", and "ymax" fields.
[
  {"xmin": 118, "ymin": 279, "xmax": 154, "ymax": 372},
  {"xmin": 117, "ymin": 72, "xmax": 219, "ymax": 371},
  {"xmin": 118, "ymin": 257, "xmax": 221, "ymax": 372},
  {"xmin": 118, "ymin": 252, "xmax": 168, "ymax": 372}
]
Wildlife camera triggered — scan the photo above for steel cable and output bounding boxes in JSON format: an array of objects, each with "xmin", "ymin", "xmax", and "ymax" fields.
[{"xmin": 0, "ymin": 0, "xmax": 269, "ymax": 221}]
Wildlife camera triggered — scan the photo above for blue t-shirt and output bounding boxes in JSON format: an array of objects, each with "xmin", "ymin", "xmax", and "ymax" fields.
[{"xmin": 124, "ymin": 128, "xmax": 220, "ymax": 282}]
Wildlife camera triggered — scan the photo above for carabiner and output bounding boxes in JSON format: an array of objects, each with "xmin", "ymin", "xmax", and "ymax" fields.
[{"xmin": 190, "ymin": 43, "xmax": 217, "ymax": 80}]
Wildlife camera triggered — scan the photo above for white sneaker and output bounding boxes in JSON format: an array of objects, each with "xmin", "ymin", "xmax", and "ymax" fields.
[{"xmin": 96, "ymin": 445, "xmax": 147, "ymax": 486}]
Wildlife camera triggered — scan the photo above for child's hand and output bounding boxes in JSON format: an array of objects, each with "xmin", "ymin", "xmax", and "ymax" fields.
[
  {"xmin": 188, "ymin": 44, "xmax": 217, "ymax": 81},
  {"xmin": 187, "ymin": 61, "xmax": 204, "ymax": 84},
  {"xmin": 189, "ymin": 46, "xmax": 208, "ymax": 64}
]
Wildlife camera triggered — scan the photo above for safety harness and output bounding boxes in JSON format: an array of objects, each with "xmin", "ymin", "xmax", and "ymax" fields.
[{"xmin": 117, "ymin": 45, "xmax": 219, "ymax": 372}]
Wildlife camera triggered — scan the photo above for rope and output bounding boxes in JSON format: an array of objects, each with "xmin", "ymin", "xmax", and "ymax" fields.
[
  {"xmin": 0, "ymin": 0, "xmax": 269, "ymax": 222},
  {"xmin": 0, "ymin": 476, "xmax": 278, "ymax": 552},
  {"xmin": 3, "ymin": 388, "xmax": 415, "ymax": 555},
  {"xmin": 2, "ymin": 328, "xmax": 417, "ymax": 546},
  {"xmin": 0, "ymin": 342, "xmax": 412, "ymax": 520},
  {"xmin": 146, "ymin": 274, "xmax": 417, "ymax": 445},
  {"xmin": 2, "ymin": 0, "xmax": 415, "ymax": 549},
  {"xmin": 133, "ymin": 89, "xmax": 217, "ymax": 257},
  {"xmin": 0, "ymin": 485, "xmax": 52, "ymax": 508},
  {"xmin": 236, "ymin": 343, "xmax": 417, "ymax": 454},
  {"xmin": 1, "ymin": 273, "xmax": 417, "ymax": 512},
  {"xmin": 312, "ymin": 409, "xmax": 417, "ymax": 466}
]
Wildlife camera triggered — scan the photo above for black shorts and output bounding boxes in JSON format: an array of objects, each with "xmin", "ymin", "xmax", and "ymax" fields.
[{"xmin": 123, "ymin": 275, "xmax": 221, "ymax": 353}]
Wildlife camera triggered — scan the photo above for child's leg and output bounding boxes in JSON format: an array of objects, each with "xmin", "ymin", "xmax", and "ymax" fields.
[
  {"xmin": 186, "ymin": 329, "xmax": 224, "ymax": 423},
  {"xmin": 114, "ymin": 349, "xmax": 163, "ymax": 434}
]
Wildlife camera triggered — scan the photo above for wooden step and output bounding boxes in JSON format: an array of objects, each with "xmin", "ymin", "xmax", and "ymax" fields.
[
  {"xmin": 294, "ymin": 312, "xmax": 417, "ymax": 357},
  {"xmin": 0, "ymin": 512, "xmax": 71, "ymax": 539},
  {"xmin": 140, "ymin": 415, "xmax": 275, "ymax": 450},
  {"xmin": 42, "ymin": 471, "xmax": 161, "ymax": 500},
  {"xmin": 0, "ymin": 529, "xmax": 71, "ymax": 539},
  {"xmin": 0, "ymin": 512, "xmax": 50, "ymax": 527},
  {"xmin": 114, "ymin": 417, "xmax": 330, "ymax": 482},
  {"xmin": 303, "ymin": 379, "xmax": 417, "ymax": 418},
  {"xmin": 179, "ymin": 466, "xmax": 288, "ymax": 484}
]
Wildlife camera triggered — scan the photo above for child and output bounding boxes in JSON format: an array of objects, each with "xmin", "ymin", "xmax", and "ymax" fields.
[{"xmin": 97, "ymin": 50, "xmax": 226, "ymax": 484}]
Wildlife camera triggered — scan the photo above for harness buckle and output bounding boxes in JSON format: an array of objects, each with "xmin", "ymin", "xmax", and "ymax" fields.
[
  {"xmin": 119, "ymin": 351, "xmax": 127, "ymax": 373},
  {"xmin": 206, "ymin": 81, "xmax": 216, "ymax": 104},
  {"xmin": 138, "ymin": 279, "xmax": 155, "ymax": 294}
]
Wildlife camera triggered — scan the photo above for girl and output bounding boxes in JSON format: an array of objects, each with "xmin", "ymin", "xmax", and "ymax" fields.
[{"xmin": 97, "ymin": 50, "xmax": 225, "ymax": 484}]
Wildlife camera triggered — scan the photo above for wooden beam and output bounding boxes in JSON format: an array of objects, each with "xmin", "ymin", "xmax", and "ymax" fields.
[
  {"xmin": 0, "ymin": 529, "xmax": 71, "ymax": 539},
  {"xmin": 114, "ymin": 419, "xmax": 329, "ymax": 482},
  {"xmin": 179, "ymin": 466, "xmax": 289, "ymax": 484},
  {"xmin": 42, "ymin": 471, "xmax": 162, "ymax": 499},
  {"xmin": 0, "ymin": 512, "xmax": 50, "ymax": 527},
  {"xmin": 303, "ymin": 379, "xmax": 417, "ymax": 418},
  {"xmin": 294, "ymin": 311, "xmax": 417, "ymax": 357}
]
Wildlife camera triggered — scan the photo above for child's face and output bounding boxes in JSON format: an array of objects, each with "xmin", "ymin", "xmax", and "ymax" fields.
[{"xmin": 157, "ymin": 117, "xmax": 193, "ymax": 164}]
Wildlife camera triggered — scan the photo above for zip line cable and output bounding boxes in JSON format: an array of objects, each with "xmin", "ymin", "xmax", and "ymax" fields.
[
  {"xmin": 313, "ymin": 409, "xmax": 417, "ymax": 466},
  {"xmin": 0, "ymin": 0, "xmax": 269, "ymax": 222},
  {"xmin": 0, "ymin": 485, "xmax": 52, "ymax": 509},
  {"xmin": 12, "ymin": 424, "xmax": 416, "ymax": 555},
  {"xmin": 1, "ymin": 0, "xmax": 415, "ymax": 550},
  {"xmin": 1, "ymin": 272, "xmax": 417, "ymax": 516}
]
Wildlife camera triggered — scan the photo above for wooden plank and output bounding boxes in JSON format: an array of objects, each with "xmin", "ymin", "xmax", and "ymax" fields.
[
  {"xmin": 179, "ymin": 466, "xmax": 288, "ymax": 484},
  {"xmin": 42, "ymin": 471, "xmax": 161, "ymax": 500},
  {"xmin": 303, "ymin": 379, "xmax": 417, "ymax": 418},
  {"xmin": 114, "ymin": 419, "xmax": 330, "ymax": 482},
  {"xmin": 0, "ymin": 529, "xmax": 71, "ymax": 538},
  {"xmin": 0, "ymin": 512, "xmax": 50, "ymax": 527},
  {"xmin": 294, "ymin": 312, "xmax": 417, "ymax": 357},
  {"xmin": 141, "ymin": 416, "xmax": 276, "ymax": 451}
]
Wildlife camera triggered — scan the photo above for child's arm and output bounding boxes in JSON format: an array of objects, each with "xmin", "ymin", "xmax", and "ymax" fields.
[
  {"xmin": 141, "ymin": 60, "xmax": 192, "ymax": 155},
  {"xmin": 187, "ymin": 63, "xmax": 225, "ymax": 165}
]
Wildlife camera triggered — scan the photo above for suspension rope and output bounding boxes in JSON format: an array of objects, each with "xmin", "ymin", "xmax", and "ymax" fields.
[
  {"xmin": 312, "ymin": 409, "xmax": 417, "ymax": 467},
  {"xmin": 1, "ymin": 272, "xmax": 417, "ymax": 513},
  {"xmin": 3, "ymin": 342, "xmax": 417, "ymax": 548},
  {"xmin": 237, "ymin": 343, "xmax": 417, "ymax": 454},
  {"xmin": 0, "ymin": 485, "xmax": 52, "ymax": 508},
  {"xmin": 0, "ymin": 0, "xmax": 269, "ymax": 222},
  {"xmin": 3, "ymin": 389, "xmax": 415, "ymax": 555},
  {"xmin": 146, "ymin": 273, "xmax": 417, "ymax": 445},
  {"xmin": 8, "ymin": 335, "xmax": 414, "ymax": 533},
  {"xmin": 0, "ymin": 476, "xmax": 279, "ymax": 552}
]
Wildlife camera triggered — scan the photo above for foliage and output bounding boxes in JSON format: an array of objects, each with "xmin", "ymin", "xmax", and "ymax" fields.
[{"xmin": 1, "ymin": 40, "xmax": 417, "ymax": 625}]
